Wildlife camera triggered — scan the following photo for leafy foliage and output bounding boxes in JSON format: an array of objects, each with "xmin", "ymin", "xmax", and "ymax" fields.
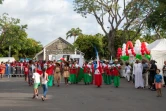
[
  {"xmin": 66, "ymin": 28, "xmax": 82, "ymax": 42},
  {"xmin": 0, "ymin": 13, "xmax": 43, "ymax": 59},
  {"xmin": 73, "ymin": 0, "xmax": 155, "ymax": 57},
  {"xmin": 74, "ymin": 33, "xmax": 103, "ymax": 60},
  {"xmin": 0, "ymin": 0, "xmax": 3, "ymax": 4}
]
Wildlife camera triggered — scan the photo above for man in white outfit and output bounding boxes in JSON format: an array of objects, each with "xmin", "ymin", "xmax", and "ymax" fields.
[
  {"xmin": 125, "ymin": 62, "xmax": 132, "ymax": 82},
  {"xmin": 133, "ymin": 59, "xmax": 144, "ymax": 89}
]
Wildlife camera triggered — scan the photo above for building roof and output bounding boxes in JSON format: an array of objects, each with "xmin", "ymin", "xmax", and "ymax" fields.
[
  {"xmin": 34, "ymin": 37, "xmax": 84, "ymax": 58},
  {"xmin": 44, "ymin": 37, "xmax": 72, "ymax": 48}
]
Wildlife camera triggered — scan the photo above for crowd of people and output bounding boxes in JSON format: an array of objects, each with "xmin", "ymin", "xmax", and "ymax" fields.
[{"xmin": 0, "ymin": 58, "xmax": 165, "ymax": 100}]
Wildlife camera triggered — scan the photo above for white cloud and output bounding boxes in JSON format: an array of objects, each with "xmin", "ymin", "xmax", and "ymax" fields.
[{"xmin": 0, "ymin": 0, "xmax": 103, "ymax": 46}]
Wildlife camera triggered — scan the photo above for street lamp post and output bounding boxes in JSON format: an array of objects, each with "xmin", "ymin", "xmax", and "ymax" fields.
[{"xmin": 8, "ymin": 45, "xmax": 11, "ymax": 57}]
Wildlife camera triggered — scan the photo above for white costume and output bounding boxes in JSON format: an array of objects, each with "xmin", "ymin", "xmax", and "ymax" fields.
[
  {"xmin": 133, "ymin": 63, "xmax": 144, "ymax": 88},
  {"xmin": 125, "ymin": 65, "xmax": 131, "ymax": 81}
]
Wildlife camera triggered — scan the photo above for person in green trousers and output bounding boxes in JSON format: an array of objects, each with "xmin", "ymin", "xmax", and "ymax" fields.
[
  {"xmin": 104, "ymin": 61, "xmax": 112, "ymax": 85},
  {"xmin": 102, "ymin": 61, "xmax": 107, "ymax": 84},
  {"xmin": 69, "ymin": 62, "xmax": 78, "ymax": 84},
  {"xmin": 112, "ymin": 59, "xmax": 121, "ymax": 88},
  {"xmin": 83, "ymin": 62, "xmax": 91, "ymax": 85}
]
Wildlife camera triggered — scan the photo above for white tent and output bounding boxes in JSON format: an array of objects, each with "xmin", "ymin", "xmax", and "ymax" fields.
[{"xmin": 147, "ymin": 39, "xmax": 166, "ymax": 84}]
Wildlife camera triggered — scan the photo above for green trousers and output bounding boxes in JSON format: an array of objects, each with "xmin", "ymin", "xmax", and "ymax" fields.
[
  {"xmin": 102, "ymin": 73, "xmax": 106, "ymax": 84},
  {"xmin": 114, "ymin": 76, "xmax": 120, "ymax": 87},
  {"xmin": 69, "ymin": 74, "xmax": 77, "ymax": 83},
  {"xmin": 77, "ymin": 68, "xmax": 84, "ymax": 82},
  {"xmin": 84, "ymin": 73, "xmax": 92, "ymax": 84},
  {"xmin": 105, "ymin": 75, "xmax": 112, "ymax": 85},
  {"xmin": 47, "ymin": 75, "xmax": 54, "ymax": 87}
]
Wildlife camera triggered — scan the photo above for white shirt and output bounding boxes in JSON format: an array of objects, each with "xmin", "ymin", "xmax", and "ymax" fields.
[
  {"xmin": 32, "ymin": 72, "xmax": 40, "ymax": 83},
  {"xmin": 125, "ymin": 65, "xmax": 131, "ymax": 71},
  {"xmin": 75, "ymin": 64, "xmax": 79, "ymax": 68},
  {"xmin": 41, "ymin": 73, "xmax": 48, "ymax": 84}
]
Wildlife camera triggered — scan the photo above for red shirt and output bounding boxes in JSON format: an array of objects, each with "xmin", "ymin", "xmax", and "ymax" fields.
[
  {"xmin": 112, "ymin": 67, "xmax": 119, "ymax": 76},
  {"xmin": 104, "ymin": 65, "xmax": 111, "ymax": 75},
  {"xmin": 83, "ymin": 65, "xmax": 90, "ymax": 73},
  {"xmin": 70, "ymin": 65, "xmax": 77, "ymax": 74},
  {"xmin": 24, "ymin": 66, "xmax": 29, "ymax": 75}
]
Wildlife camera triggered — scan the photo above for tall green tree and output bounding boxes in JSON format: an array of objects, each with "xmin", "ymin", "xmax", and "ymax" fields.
[
  {"xmin": 73, "ymin": 0, "xmax": 155, "ymax": 57},
  {"xmin": 0, "ymin": 13, "xmax": 42, "ymax": 59},
  {"xmin": 146, "ymin": 0, "xmax": 166, "ymax": 38},
  {"xmin": 74, "ymin": 34, "xmax": 103, "ymax": 60},
  {"xmin": 66, "ymin": 27, "xmax": 82, "ymax": 42},
  {"xmin": 0, "ymin": 13, "xmax": 27, "ymax": 48}
]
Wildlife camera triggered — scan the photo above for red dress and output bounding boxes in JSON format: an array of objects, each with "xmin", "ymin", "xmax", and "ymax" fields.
[{"xmin": 94, "ymin": 63, "xmax": 102, "ymax": 87}]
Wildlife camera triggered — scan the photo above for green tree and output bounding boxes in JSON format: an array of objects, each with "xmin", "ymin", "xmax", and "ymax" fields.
[
  {"xmin": 0, "ymin": 0, "xmax": 3, "ymax": 4},
  {"xmin": 0, "ymin": 13, "xmax": 27, "ymax": 48},
  {"xmin": 74, "ymin": 34, "xmax": 103, "ymax": 60},
  {"xmin": 66, "ymin": 27, "xmax": 82, "ymax": 42},
  {"xmin": 146, "ymin": 0, "xmax": 166, "ymax": 38},
  {"xmin": 73, "ymin": 0, "xmax": 155, "ymax": 57},
  {"xmin": 102, "ymin": 30, "xmax": 141, "ymax": 58},
  {"xmin": 19, "ymin": 38, "xmax": 43, "ymax": 58},
  {"xmin": 0, "ymin": 13, "xmax": 43, "ymax": 59}
]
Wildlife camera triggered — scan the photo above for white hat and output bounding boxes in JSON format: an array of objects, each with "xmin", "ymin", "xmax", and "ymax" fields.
[{"xmin": 114, "ymin": 59, "xmax": 118, "ymax": 61}]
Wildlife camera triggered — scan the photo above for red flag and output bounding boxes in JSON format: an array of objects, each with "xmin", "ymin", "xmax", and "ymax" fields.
[
  {"xmin": 37, "ymin": 69, "xmax": 43, "ymax": 75},
  {"xmin": 46, "ymin": 65, "xmax": 54, "ymax": 75}
]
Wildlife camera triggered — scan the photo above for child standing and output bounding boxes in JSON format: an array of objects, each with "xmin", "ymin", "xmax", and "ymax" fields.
[
  {"xmin": 24, "ymin": 64, "xmax": 29, "ymax": 82},
  {"xmin": 41, "ymin": 68, "xmax": 49, "ymax": 101},
  {"xmin": 32, "ymin": 68, "xmax": 40, "ymax": 99},
  {"xmin": 154, "ymin": 69, "xmax": 162, "ymax": 97}
]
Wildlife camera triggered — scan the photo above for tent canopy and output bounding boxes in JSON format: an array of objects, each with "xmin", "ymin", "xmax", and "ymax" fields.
[
  {"xmin": 147, "ymin": 39, "xmax": 166, "ymax": 84},
  {"xmin": 147, "ymin": 38, "xmax": 166, "ymax": 51}
]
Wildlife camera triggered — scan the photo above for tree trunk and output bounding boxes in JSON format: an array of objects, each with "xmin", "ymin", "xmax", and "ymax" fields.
[
  {"xmin": 74, "ymin": 36, "xmax": 76, "ymax": 43},
  {"xmin": 108, "ymin": 30, "xmax": 116, "ymax": 58}
]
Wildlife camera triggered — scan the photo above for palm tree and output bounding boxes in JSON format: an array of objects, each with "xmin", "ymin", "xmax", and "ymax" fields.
[{"xmin": 66, "ymin": 28, "xmax": 82, "ymax": 42}]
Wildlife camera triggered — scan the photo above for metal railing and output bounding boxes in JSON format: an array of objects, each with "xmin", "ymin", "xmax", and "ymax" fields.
[{"xmin": 5, "ymin": 66, "xmax": 25, "ymax": 77}]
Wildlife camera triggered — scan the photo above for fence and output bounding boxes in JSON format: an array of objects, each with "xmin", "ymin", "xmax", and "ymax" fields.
[{"xmin": 5, "ymin": 66, "xmax": 25, "ymax": 77}]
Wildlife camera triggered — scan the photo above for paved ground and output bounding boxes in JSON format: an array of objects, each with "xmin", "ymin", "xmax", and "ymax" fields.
[{"xmin": 0, "ymin": 77, "xmax": 166, "ymax": 111}]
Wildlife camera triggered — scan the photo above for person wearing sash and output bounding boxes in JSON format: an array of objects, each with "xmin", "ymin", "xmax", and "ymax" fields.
[
  {"xmin": 83, "ymin": 61, "xmax": 91, "ymax": 85},
  {"xmin": 112, "ymin": 59, "xmax": 121, "ymax": 88},
  {"xmin": 102, "ymin": 60, "xmax": 106, "ymax": 84},
  {"xmin": 94, "ymin": 61, "xmax": 102, "ymax": 87},
  {"xmin": 69, "ymin": 61, "xmax": 78, "ymax": 84},
  {"xmin": 63, "ymin": 61, "xmax": 70, "ymax": 86},
  {"xmin": 54, "ymin": 62, "xmax": 61, "ymax": 87},
  {"xmin": 90, "ymin": 61, "xmax": 95, "ymax": 84},
  {"xmin": 125, "ymin": 62, "xmax": 132, "ymax": 82},
  {"xmin": 104, "ymin": 60, "xmax": 111, "ymax": 85}
]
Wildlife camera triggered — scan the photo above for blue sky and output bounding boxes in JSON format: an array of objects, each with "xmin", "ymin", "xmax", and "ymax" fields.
[{"xmin": 0, "ymin": 0, "xmax": 104, "ymax": 46}]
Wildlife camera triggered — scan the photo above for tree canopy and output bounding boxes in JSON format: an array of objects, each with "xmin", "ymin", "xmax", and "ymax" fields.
[
  {"xmin": 66, "ymin": 27, "xmax": 82, "ymax": 42},
  {"xmin": 74, "ymin": 33, "xmax": 103, "ymax": 60},
  {"xmin": 0, "ymin": 13, "xmax": 42, "ymax": 60},
  {"xmin": 73, "ymin": 0, "xmax": 155, "ymax": 57}
]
